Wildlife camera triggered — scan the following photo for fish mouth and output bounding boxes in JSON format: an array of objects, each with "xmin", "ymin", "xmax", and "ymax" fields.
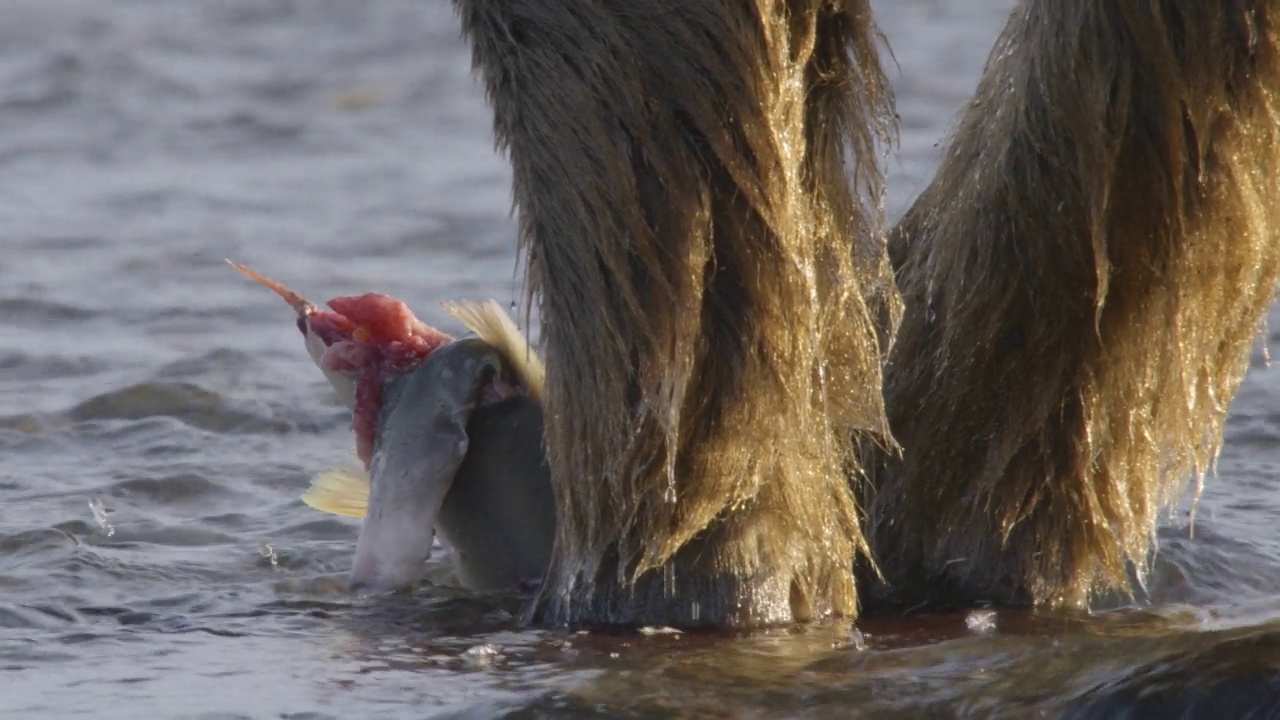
[
  {"xmin": 301, "ymin": 323, "xmax": 359, "ymax": 407},
  {"xmin": 348, "ymin": 337, "xmax": 507, "ymax": 593}
]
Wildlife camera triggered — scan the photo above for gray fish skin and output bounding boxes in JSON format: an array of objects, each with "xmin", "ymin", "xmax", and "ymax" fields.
[
  {"xmin": 437, "ymin": 394, "xmax": 553, "ymax": 591},
  {"xmin": 349, "ymin": 337, "xmax": 554, "ymax": 593}
]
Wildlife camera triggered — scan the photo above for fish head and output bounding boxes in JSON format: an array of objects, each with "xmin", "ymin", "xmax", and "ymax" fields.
[{"xmin": 227, "ymin": 260, "xmax": 451, "ymax": 414}]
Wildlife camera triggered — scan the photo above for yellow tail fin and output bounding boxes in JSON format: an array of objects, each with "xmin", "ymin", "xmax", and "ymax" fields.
[
  {"xmin": 442, "ymin": 299, "xmax": 545, "ymax": 401},
  {"xmin": 301, "ymin": 461, "xmax": 370, "ymax": 519}
]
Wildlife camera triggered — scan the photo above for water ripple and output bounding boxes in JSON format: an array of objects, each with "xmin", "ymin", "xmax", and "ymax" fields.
[
  {"xmin": 66, "ymin": 381, "xmax": 294, "ymax": 434},
  {"xmin": 0, "ymin": 351, "xmax": 106, "ymax": 381},
  {"xmin": 0, "ymin": 297, "xmax": 97, "ymax": 324},
  {"xmin": 103, "ymin": 474, "xmax": 231, "ymax": 506}
]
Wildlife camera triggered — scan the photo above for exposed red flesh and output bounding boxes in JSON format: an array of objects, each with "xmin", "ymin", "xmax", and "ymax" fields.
[
  {"xmin": 353, "ymin": 374, "xmax": 381, "ymax": 469},
  {"xmin": 306, "ymin": 311, "xmax": 358, "ymax": 347},
  {"xmin": 231, "ymin": 261, "xmax": 497, "ymax": 470},
  {"xmin": 328, "ymin": 294, "xmax": 449, "ymax": 354},
  {"xmin": 314, "ymin": 293, "xmax": 453, "ymax": 468}
]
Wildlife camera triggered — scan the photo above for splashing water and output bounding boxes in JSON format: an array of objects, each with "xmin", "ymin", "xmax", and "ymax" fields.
[
  {"xmin": 88, "ymin": 498, "xmax": 114, "ymax": 537},
  {"xmin": 461, "ymin": 644, "xmax": 503, "ymax": 669},
  {"xmin": 966, "ymin": 610, "xmax": 997, "ymax": 634}
]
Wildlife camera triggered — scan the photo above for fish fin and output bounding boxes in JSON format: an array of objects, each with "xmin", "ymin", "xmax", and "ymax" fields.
[
  {"xmin": 442, "ymin": 299, "xmax": 546, "ymax": 401},
  {"xmin": 301, "ymin": 459, "xmax": 371, "ymax": 519}
]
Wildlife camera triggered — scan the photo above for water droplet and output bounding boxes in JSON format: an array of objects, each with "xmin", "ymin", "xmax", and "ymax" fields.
[
  {"xmin": 88, "ymin": 498, "xmax": 114, "ymax": 537},
  {"xmin": 259, "ymin": 544, "xmax": 279, "ymax": 567}
]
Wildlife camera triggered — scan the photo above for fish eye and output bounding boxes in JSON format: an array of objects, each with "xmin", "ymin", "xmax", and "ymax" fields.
[{"xmin": 296, "ymin": 316, "xmax": 308, "ymax": 335}]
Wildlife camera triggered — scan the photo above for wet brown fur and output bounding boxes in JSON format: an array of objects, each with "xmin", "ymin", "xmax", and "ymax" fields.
[
  {"xmin": 454, "ymin": 0, "xmax": 897, "ymax": 627},
  {"xmin": 452, "ymin": 0, "xmax": 1280, "ymax": 626},
  {"xmin": 866, "ymin": 0, "xmax": 1280, "ymax": 610}
]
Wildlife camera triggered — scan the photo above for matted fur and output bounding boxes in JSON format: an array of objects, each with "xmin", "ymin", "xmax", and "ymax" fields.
[
  {"xmin": 866, "ymin": 0, "xmax": 1280, "ymax": 610},
  {"xmin": 454, "ymin": 0, "xmax": 897, "ymax": 626},
  {"xmin": 447, "ymin": 0, "xmax": 1280, "ymax": 626}
]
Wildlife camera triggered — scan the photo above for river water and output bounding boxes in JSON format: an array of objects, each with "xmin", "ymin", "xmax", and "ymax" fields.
[{"xmin": 3, "ymin": 1, "xmax": 1280, "ymax": 718}]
